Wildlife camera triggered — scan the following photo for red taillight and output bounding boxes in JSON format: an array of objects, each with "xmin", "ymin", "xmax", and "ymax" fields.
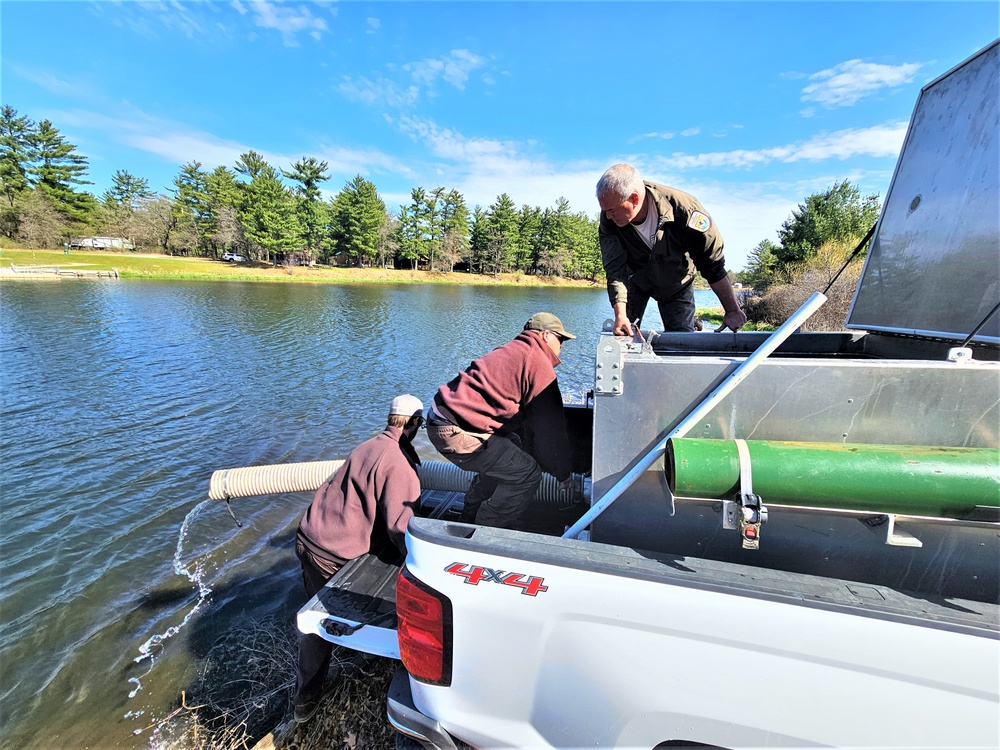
[{"xmin": 396, "ymin": 567, "xmax": 453, "ymax": 686}]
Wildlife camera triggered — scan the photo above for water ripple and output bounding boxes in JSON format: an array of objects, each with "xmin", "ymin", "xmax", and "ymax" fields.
[{"xmin": 0, "ymin": 279, "xmax": 719, "ymax": 749}]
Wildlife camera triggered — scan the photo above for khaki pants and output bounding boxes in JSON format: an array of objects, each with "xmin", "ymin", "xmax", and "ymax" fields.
[{"xmin": 427, "ymin": 422, "xmax": 541, "ymax": 529}]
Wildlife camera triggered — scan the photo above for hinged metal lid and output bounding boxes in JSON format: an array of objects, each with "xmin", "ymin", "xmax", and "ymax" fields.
[{"xmin": 847, "ymin": 40, "xmax": 999, "ymax": 345}]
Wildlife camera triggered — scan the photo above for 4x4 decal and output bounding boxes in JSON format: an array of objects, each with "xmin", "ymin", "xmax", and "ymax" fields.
[{"xmin": 445, "ymin": 562, "xmax": 549, "ymax": 596}]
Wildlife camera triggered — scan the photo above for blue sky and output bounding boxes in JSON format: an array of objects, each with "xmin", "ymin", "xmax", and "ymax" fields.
[{"xmin": 2, "ymin": 1, "xmax": 997, "ymax": 270}]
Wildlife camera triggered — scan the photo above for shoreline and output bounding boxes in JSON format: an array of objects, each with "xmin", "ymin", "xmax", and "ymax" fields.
[
  {"xmin": 0, "ymin": 247, "xmax": 605, "ymax": 289},
  {"xmin": 0, "ymin": 248, "xmax": 727, "ymax": 304}
]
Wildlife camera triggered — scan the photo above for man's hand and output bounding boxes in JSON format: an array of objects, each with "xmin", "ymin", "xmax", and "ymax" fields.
[
  {"xmin": 715, "ymin": 307, "xmax": 748, "ymax": 332},
  {"xmin": 612, "ymin": 313, "xmax": 634, "ymax": 336},
  {"xmin": 708, "ymin": 276, "xmax": 747, "ymax": 332},
  {"xmin": 611, "ymin": 301, "xmax": 634, "ymax": 336}
]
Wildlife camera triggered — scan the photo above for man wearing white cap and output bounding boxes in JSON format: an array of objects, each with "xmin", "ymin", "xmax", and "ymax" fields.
[
  {"xmin": 427, "ymin": 312, "xmax": 575, "ymax": 529},
  {"xmin": 292, "ymin": 394, "xmax": 424, "ymax": 724}
]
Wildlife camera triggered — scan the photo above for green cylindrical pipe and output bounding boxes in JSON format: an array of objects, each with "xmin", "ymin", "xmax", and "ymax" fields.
[{"xmin": 666, "ymin": 439, "xmax": 1000, "ymax": 519}]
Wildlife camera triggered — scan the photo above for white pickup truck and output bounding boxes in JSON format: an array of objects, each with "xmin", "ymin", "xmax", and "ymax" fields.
[{"xmin": 251, "ymin": 41, "xmax": 1000, "ymax": 749}]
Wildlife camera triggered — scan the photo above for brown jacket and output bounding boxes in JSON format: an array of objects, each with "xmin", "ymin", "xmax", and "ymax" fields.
[
  {"xmin": 297, "ymin": 425, "xmax": 420, "ymax": 565},
  {"xmin": 434, "ymin": 330, "xmax": 572, "ymax": 481}
]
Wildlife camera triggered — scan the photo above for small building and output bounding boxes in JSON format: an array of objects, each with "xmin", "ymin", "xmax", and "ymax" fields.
[{"xmin": 70, "ymin": 237, "xmax": 135, "ymax": 251}]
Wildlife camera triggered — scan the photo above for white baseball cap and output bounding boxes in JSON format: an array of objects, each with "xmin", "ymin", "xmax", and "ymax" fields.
[{"xmin": 389, "ymin": 394, "xmax": 424, "ymax": 418}]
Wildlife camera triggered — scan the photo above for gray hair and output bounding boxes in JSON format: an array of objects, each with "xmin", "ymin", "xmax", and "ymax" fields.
[{"xmin": 596, "ymin": 163, "xmax": 644, "ymax": 200}]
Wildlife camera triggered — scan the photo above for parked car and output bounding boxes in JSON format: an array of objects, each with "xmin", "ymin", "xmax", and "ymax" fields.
[{"xmin": 221, "ymin": 252, "xmax": 246, "ymax": 262}]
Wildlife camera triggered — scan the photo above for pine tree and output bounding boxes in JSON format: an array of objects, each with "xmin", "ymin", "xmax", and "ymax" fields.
[
  {"xmin": 329, "ymin": 175, "xmax": 386, "ymax": 267},
  {"xmin": 776, "ymin": 180, "xmax": 880, "ymax": 265},
  {"xmin": 0, "ymin": 105, "xmax": 35, "ymax": 209},
  {"xmin": 483, "ymin": 193, "xmax": 520, "ymax": 275},
  {"xmin": 234, "ymin": 150, "xmax": 299, "ymax": 260},
  {"xmin": 30, "ymin": 119, "xmax": 95, "ymax": 223},
  {"xmin": 283, "ymin": 156, "xmax": 331, "ymax": 258},
  {"xmin": 102, "ymin": 169, "xmax": 152, "ymax": 244}
]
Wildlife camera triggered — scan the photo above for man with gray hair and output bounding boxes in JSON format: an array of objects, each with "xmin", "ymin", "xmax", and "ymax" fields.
[
  {"xmin": 292, "ymin": 394, "xmax": 424, "ymax": 724},
  {"xmin": 596, "ymin": 163, "xmax": 746, "ymax": 335}
]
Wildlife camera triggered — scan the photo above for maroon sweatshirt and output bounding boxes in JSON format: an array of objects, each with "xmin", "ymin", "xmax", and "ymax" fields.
[
  {"xmin": 435, "ymin": 330, "xmax": 572, "ymax": 481},
  {"xmin": 297, "ymin": 425, "xmax": 420, "ymax": 564}
]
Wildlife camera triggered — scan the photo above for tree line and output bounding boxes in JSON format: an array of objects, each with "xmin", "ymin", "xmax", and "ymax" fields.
[
  {"xmin": 2, "ymin": 103, "xmax": 882, "ymax": 293},
  {"xmin": 0, "ymin": 106, "xmax": 602, "ymax": 279}
]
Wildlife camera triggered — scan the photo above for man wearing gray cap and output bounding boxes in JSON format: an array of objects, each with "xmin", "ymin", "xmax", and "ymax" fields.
[
  {"xmin": 292, "ymin": 394, "xmax": 424, "ymax": 724},
  {"xmin": 427, "ymin": 312, "xmax": 575, "ymax": 529}
]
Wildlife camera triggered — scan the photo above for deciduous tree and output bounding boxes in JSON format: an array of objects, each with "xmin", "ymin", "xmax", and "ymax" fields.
[
  {"xmin": 14, "ymin": 188, "xmax": 66, "ymax": 248},
  {"xmin": 438, "ymin": 189, "xmax": 469, "ymax": 271}
]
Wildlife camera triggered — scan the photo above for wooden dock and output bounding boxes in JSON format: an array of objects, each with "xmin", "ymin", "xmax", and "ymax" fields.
[{"xmin": 4, "ymin": 263, "xmax": 119, "ymax": 279}]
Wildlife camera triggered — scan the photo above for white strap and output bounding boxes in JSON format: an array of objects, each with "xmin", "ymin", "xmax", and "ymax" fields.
[{"xmin": 734, "ymin": 439, "xmax": 753, "ymax": 497}]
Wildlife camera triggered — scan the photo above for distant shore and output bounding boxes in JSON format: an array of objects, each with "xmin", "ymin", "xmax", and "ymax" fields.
[{"xmin": 0, "ymin": 247, "xmax": 604, "ymax": 288}]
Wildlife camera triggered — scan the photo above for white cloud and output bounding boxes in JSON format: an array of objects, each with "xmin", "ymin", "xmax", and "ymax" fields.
[
  {"xmin": 382, "ymin": 114, "xmax": 904, "ymax": 269},
  {"xmin": 654, "ymin": 122, "xmax": 908, "ymax": 170},
  {"xmin": 245, "ymin": 1, "xmax": 328, "ymax": 46},
  {"xmin": 91, "ymin": 0, "xmax": 206, "ymax": 39},
  {"xmin": 403, "ymin": 49, "xmax": 486, "ymax": 90},
  {"xmin": 802, "ymin": 59, "xmax": 922, "ymax": 108},
  {"xmin": 366, "ymin": 17, "xmax": 380, "ymax": 34},
  {"xmin": 340, "ymin": 49, "xmax": 488, "ymax": 111},
  {"xmin": 630, "ymin": 131, "xmax": 676, "ymax": 143},
  {"xmin": 681, "ymin": 127, "xmax": 700, "ymax": 137},
  {"xmin": 7, "ymin": 65, "xmax": 86, "ymax": 98},
  {"xmin": 47, "ymin": 104, "xmax": 410, "ymax": 189},
  {"xmin": 339, "ymin": 76, "xmax": 421, "ymax": 108}
]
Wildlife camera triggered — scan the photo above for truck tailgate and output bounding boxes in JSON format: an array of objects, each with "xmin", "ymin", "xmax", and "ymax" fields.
[{"xmin": 296, "ymin": 489, "xmax": 466, "ymax": 659}]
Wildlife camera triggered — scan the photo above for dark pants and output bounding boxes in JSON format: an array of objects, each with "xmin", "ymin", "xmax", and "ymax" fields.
[
  {"xmin": 627, "ymin": 282, "xmax": 696, "ymax": 332},
  {"xmin": 427, "ymin": 422, "xmax": 541, "ymax": 529},
  {"xmin": 294, "ymin": 541, "xmax": 342, "ymax": 709}
]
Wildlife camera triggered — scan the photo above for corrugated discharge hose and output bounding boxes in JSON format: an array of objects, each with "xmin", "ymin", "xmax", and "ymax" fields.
[{"xmin": 209, "ymin": 459, "xmax": 580, "ymax": 505}]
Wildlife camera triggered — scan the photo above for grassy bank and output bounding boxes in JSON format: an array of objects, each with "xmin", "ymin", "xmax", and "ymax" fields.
[{"xmin": 0, "ymin": 247, "xmax": 602, "ymax": 288}]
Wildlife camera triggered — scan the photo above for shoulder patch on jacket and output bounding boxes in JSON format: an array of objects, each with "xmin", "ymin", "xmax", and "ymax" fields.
[{"xmin": 687, "ymin": 210, "xmax": 711, "ymax": 233}]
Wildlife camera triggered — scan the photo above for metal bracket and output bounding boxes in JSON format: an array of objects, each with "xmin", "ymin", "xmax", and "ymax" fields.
[
  {"xmin": 721, "ymin": 438, "xmax": 767, "ymax": 550},
  {"xmin": 595, "ymin": 337, "xmax": 626, "ymax": 395},
  {"xmin": 884, "ymin": 514, "xmax": 923, "ymax": 547}
]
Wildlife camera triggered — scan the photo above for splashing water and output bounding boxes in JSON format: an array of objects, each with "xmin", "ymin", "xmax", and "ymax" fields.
[
  {"xmin": 131, "ymin": 499, "xmax": 215, "ymax": 679},
  {"xmin": 128, "ymin": 677, "xmax": 142, "ymax": 699}
]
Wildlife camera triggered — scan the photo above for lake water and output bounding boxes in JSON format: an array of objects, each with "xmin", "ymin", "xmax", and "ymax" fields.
[{"xmin": 0, "ymin": 279, "xmax": 720, "ymax": 749}]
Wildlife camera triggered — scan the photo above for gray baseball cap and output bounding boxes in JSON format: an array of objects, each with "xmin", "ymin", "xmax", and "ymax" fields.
[{"xmin": 524, "ymin": 312, "xmax": 576, "ymax": 340}]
